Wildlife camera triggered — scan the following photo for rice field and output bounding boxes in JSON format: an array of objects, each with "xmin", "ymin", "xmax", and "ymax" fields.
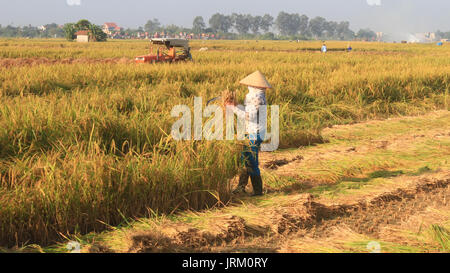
[{"xmin": 0, "ymin": 39, "xmax": 449, "ymax": 247}]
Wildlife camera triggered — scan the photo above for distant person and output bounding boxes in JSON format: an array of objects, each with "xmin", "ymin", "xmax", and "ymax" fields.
[
  {"xmin": 321, "ymin": 43, "xmax": 327, "ymax": 53},
  {"xmin": 347, "ymin": 44, "xmax": 353, "ymax": 52}
]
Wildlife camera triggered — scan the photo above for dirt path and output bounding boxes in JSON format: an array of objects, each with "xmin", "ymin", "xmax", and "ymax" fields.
[{"xmin": 60, "ymin": 110, "xmax": 450, "ymax": 253}]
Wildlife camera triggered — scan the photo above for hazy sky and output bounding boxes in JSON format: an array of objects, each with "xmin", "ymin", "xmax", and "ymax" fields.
[{"xmin": 1, "ymin": 0, "xmax": 449, "ymax": 33}]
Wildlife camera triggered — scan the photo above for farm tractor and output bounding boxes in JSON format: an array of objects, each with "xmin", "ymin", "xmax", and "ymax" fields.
[{"xmin": 135, "ymin": 38, "xmax": 192, "ymax": 64}]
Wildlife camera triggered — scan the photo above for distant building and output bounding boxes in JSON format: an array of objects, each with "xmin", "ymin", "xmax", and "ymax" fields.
[
  {"xmin": 102, "ymin": 22, "xmax": 121, "ymax": 35},
  {"xmin": 75, "ymin": 30, "xmax": 90, "ymax": 43},
  {"xmin": 376, "ymin": 32, "xmax": 383, "ymax": 41},
  {"xmin": 412, "ymin": 32, "xmax": 437, "ymax": 43},
  {"xmin": 429, "ymin": 32, "xmax": 436, "ymax": 41}
]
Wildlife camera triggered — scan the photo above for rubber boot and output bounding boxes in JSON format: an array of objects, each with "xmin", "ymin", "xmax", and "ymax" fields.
[
  {"xmin": 250, "ymin": 175, "xmax": 263, "ymax": 196},
  {"xmin": 233, "ymin": 172, "xmax": 249, "ymax": 194}
]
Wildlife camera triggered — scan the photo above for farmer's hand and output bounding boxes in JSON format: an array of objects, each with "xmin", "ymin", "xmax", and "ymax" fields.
[{"xmin": 225, "ymin": 98, "xmax": 237, "ymax": 107}]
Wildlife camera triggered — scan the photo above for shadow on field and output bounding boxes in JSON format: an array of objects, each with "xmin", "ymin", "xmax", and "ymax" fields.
[
  {"xmin": 342, "ymin": 170, "xmax": 406, "ymax": 183},
  {"xmin": 278, "ymin": 131, "xmax": 328, "ymax": 149},
  {"xmin": 341, "ymin": 167, "xmax": 434, "ymax": 183},
  {"xmin": 268, "ymin": 167, "xmax": 436, "ymax": 196}
]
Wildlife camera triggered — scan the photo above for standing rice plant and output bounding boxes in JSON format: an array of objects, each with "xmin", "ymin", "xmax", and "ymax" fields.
[{"xmin": 0, "ymin": 39, "xmax": 449, "ymax": 247}]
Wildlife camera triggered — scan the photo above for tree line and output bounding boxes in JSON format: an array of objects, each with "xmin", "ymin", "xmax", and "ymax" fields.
[
  {"xmin": 1, "ymin": 11, "xmax": 450, "ymax": 41},
  {"xmin": 0, "ymin": 20, "xmax": 107, "ymax": 41},
  {"xmin": 144, "ymin": 12, "xmax": 361, "ymax": 40},
  {"xmin": 436, "ymin": 30, "xmax": 450, "ymax": 40},
  {"xmin": 0, "ymin": 23, "xmax": 65, "ymax": 38}
]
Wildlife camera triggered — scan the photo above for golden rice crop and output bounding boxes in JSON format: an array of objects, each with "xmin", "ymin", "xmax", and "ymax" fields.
[{"xmin": 0, "ymin": 39, "xmax": 449, "ymax": 247}]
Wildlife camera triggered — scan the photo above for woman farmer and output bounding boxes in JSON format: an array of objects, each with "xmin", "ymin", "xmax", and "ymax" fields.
[{"xmin": 226, "ymin": 71, "xmax": 272, "ymax": 196}]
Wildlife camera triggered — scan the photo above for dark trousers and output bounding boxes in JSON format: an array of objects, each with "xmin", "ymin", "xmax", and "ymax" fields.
[
  {"xmin": 241, "ymin": 138, "xmax": 262, "ymax": 176},
  {"xmin": 237, "ymin": 135, "xmax": 263, "ymax": 194}
]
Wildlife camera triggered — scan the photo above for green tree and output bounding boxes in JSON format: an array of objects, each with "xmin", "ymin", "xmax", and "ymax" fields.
[
  {"xmin": 324, "ymin": 21, "xmax": 338, "ymax": 39},
  {"xmin": 250, "ymin": 16, "xmax": 262, "ymax": 34},
  {"xmin": 260, "ymin": 14, "xmax": 274, "ymax": 33},
  {"xmin": 276, "ymin": 12, "xmax": 301, "ymax": 36},
  {"xmin": 309, "ymin": 16, "xmax": 327, "ymax": 39},
  {"xmin": 261, "ymin": 32, "xmax": 276, "ymax": 40},
  {"xmin": 164, "ymin": 24, "xmax": 182, "ymax": 34},
  {"xmin": 2, "ymin": 25, "xmax": 19, "ymax": 37},
  {"xmin": 356, "ymin": 28, "xmax": 377, "ymax": 41},
  {"xmin": 21, "ymin": 25, "xmax": 39, "ymax": 38},
  {"xmin": 144, "ymin": 19, "xmax": 161, "ymax": 33},
  {"xmin": 89, "ymin": 24, "xmax": 107, "ymax": 41},
  {"xmin": 436, "ymin": 30, "xmax": 450, "ymax": 39},
  {"xmin": 209, "ymin": 13, "xmax": 232, "ymax": 33},
  {"xmin": 45, "ymin": 23, "xmax": 64, "ymax": 38},
  {"xmin": 336, "ymin": 21, "xmax": 354, "ymax": 40},
  {"xmin": 76, "ymin": 19, "xmax": 91, "ymax": 30},
  {"xmin": 193, "ymin": 16, "xmax": 206, "ymax": 34},
  {"xmin": 63, "ymin": 23, "xmax": 77, "ymax": 40},
  {"xmin": 231, "ymin": 13, "xmax": 252, "ymax": 35},
  {"xmin": 298, "ymin": 15, "xmax": 309, "ymax": 36}
]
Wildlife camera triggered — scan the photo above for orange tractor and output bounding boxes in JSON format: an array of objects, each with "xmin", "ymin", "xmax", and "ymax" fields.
[{"xmin": 135, "ymin": 38, "xmax": 192, "ymax": 64}]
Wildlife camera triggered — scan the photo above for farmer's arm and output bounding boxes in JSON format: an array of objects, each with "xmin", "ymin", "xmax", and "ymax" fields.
[{"xmin": 225, "ymin": 96, "xmax": 246, "ymax": 119}]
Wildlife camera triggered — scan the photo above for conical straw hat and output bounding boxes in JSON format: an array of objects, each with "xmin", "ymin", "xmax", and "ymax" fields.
[{"xmin": 239, "ymin": 71, "xmax": 272, "ymax": 89}]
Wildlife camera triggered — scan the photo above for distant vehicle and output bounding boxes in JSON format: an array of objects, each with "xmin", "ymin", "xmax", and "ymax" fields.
[{"xmin": 135, "ymin": 38, "xmax": 192, "ymax": 64}]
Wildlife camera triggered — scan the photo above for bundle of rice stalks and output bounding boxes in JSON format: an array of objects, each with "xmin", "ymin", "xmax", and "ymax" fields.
[{"xmin": 222, "ymin": 89, "xmax": 236, "ymax": 105}]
